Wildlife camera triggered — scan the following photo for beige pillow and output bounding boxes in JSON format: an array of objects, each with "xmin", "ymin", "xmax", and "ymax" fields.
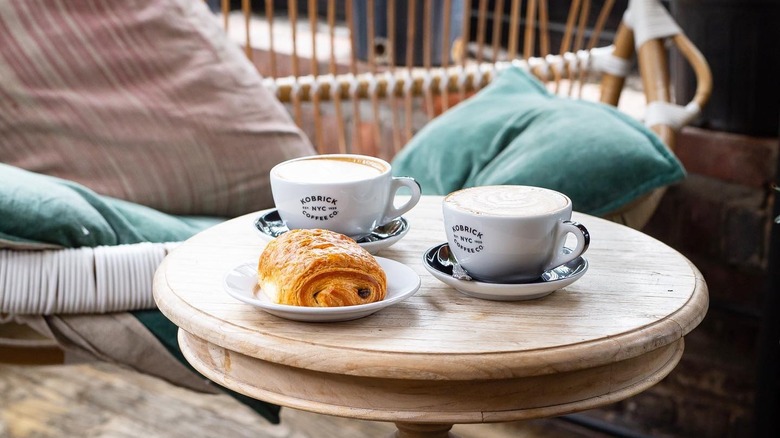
[{"xmin": 0, "ymin": 0, "xmax": 314, "ymax": 217}]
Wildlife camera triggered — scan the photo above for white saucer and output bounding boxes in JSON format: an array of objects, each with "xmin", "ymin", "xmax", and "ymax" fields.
[
  {"xmin": 224, "ymin": 257, "xmax": 421, "ymax": 322},
  {"xmin": 423, "ymin": 243, "xmax": 588, "ymax": 301},
  {"xmin": 253, "ymin": 209, "xmax": 409, "ymax": 254}
]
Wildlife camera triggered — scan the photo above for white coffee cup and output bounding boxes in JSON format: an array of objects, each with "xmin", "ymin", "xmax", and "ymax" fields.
[
  {"xmin": 270, "ymin": 154, "xmax": 421, "ymax": 238},
  {"xmin": 442, "ymin": 185, "xmax": 590, "ymax": 283}
]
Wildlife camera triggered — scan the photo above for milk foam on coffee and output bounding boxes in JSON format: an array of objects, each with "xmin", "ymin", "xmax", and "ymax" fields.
[
  {"xmin": 445, "ymin": 185, "xmax": 568, "ymax": 216},
  {"xmin": 274, "ymin": 157, "xmax": 385, "ymax": 183}
]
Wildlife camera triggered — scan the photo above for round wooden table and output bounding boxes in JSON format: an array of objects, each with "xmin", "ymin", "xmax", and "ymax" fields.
[{"xmin": 153, "ymin": 196, "xmax": 708, "ymax": 438}]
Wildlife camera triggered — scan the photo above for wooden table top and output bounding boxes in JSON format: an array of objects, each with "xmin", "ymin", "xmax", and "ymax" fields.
[{"xmin": 153, "ymin": 195, "xmax": 708, "ymax": 426}]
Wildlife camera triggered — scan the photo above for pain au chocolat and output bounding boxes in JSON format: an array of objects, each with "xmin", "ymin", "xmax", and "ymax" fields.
[{"xmin": 257, "ymin": 229, "xmax": 387, "ymax": 307}]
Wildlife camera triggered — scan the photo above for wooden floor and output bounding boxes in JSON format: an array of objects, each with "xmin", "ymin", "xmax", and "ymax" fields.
[{"xmin": 0, "ymin": 361, "xmax": 609, "ymax": 438}]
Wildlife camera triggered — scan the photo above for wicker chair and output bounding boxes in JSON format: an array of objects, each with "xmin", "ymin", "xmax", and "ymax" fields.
[{"xmin": 219, "ymin": 0, "xmax": 711, "ymax": 229}]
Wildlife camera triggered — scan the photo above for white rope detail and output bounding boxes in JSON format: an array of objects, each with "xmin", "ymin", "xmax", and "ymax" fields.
[
  {"xmin": 324, "ymin": 74, "xmax": 339, "ymax": 99},
  {"xmin": 288, "ymin": 78, "xmax": 302, "ymax": 100},
  {"xmin": 307, "ymin": 75, "xmax": 321, "ymax": 100},
  {"xmin": 436, "ymin": 67, "xmax": 450, "ymax": 94},
  {"xmin": 346, "ymin": 73, "xmax": 360, "ymax": 98},
  {"xmin": 481, "ymin": 62, "xmax": 498, "ymax": 88},
  {"xmin": 527, "ymin": 56, "xmax": 550, "ymax": 79},
  {"xmin": 0, "ymin": 243, "xmax": 176, "ymax": 315},
  {"xmin": 473, "ymin": 66, "xmax": 485, "ymax": 91},
  {"xmin": 624, "ymin": 0, "xmax": 682, "ymax": 49},
  {"xmin": 545, "ymin": 54, "xmax": 566, "ymax": 76},
  {"xmin": 303, "ymin": 76, "xmax": 318, "ymax": 99},
  {"xmin": 587, "ymin": 46, "xmax": 633, "ymax": 77},
  {"xmin": 644, "ymin": 101, "xmax": 701, "ymax": 130},
  {"xmin": 401, "ymin": 69, "xmax": 415, "ymax": 96},
  {"xmin": 562, "ymin": 52, "xmax": 579, "ymax": 74},
  {"xmin": 420, "ymin": 69, "xmax": 434, "ymax": 96},
  {"xmin": 455, "ymin": 65, "xmax": 469, "ymax": 93},
  {"xmin": 384, "ymin": 71, "xmax": 397, "ymax": 97},
  {"xmin": 365, "ymin": 73, "xmax": 379, "ymax": 98},
  {"xmin": 508, "ymin": 58, "xmax": 531, "ymax": 72}
]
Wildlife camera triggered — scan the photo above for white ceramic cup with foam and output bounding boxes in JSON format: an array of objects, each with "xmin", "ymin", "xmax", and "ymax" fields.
[
  {"xmin": 270, "ymin": 154, "xmax": 421, "ymax": 239},
  {"xmin": 442, "ymin": 185, "xmax": 590, "ymax": 283}
]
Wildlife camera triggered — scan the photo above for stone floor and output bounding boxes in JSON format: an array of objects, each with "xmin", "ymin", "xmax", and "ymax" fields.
[{"xmin": 0, "ymin": 362, "xmax": 610, "ymax": 438}]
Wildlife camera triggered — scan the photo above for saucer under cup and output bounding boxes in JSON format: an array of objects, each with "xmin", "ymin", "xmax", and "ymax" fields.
[{"xmin": 424, "ymin": 243, "xmax": 588, "ymax": 301}]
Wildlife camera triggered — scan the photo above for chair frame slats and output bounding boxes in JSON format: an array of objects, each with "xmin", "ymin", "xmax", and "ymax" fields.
[{"xmin": 217, "ymin": 0, "xmax": 711, "ymax": 228}]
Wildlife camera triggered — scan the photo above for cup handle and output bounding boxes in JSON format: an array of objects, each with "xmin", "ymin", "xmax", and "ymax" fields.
[
  {"xmin": 380, "ymin": 177, "xmax": 422, "ymax": 225},
  {"xmin": 546, "ymin": 220, "xmax": 590, "ymax": 270}
]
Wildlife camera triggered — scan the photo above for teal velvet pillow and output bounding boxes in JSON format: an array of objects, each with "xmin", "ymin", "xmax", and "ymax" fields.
[
  {"xmin": 391, "ymin": 66, "xmax": 685, "ymax": 216},
  {"xmin": 0, "ymin": 163, "xmax": 223, "ymax": 248}
]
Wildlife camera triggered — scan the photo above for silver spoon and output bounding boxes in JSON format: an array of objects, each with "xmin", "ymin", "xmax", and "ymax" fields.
[
  {"xmin": 358, "ymin": 218, "xmax": 407, "ymax": 242},
  {"xmin": 436, "ymin": 245, "xmax": 472, "ymax": 281}
]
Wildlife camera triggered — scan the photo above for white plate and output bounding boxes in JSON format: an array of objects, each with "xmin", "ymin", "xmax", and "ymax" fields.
[
  {"xmin": 224, "ymin": 257, "xmax": 421, "ymax": 322},
  {"xmin": 423, "ymin": 243, "xmax": 588, "ymax": 301},
  {"xmin": 253, "ymin": 209, "xmax": 409, "ymax": 254}
]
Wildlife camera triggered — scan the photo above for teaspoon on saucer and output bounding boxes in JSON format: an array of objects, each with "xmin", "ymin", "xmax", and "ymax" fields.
[
  {"xmin": 360, "ymin": 219, "xmax": 407, "ymax": 242},
  {"xmin": 253, "ymin": 209, "xmax": 410, "ymax": 254},
  {"xmin": 435, "ymin": 244, "xmax": 472, "ymax": 281}
]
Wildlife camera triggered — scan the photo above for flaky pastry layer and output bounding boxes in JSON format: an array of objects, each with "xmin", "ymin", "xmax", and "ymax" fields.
[{"xmin": 257, "ymin": 229, "xmax": 387, "ymax": 307}]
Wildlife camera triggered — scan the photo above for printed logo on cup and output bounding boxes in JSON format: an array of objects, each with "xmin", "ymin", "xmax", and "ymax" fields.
[
  {"xmin": 300, "ymin": 195, "xmax": 339, "ymax": 221},
  {"xmin": 450, "ymin": 224, "xmax": 484, "ymax": 254},
  {"xmin": 270, "ymin": 154, "xmax": 421, "ymax": 238}
]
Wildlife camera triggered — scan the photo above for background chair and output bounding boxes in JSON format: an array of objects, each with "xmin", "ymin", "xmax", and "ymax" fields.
[{"xmin": 218, "ymin": 0, "xmax": 711, "ymax": 229}]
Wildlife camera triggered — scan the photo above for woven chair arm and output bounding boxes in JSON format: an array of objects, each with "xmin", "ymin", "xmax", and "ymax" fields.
[{"xmin": 0, "ymin": 242, "xmax": 179, "ymax": 315}]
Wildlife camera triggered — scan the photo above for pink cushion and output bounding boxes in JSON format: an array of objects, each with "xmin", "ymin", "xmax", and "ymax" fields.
[{"xmin": 0, "ymin": 0, "xmax": 315, "ymax": 217}]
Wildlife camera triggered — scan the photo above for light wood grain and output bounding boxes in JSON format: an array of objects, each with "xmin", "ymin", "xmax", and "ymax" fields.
[
  {"xmin": 177, "ymin": 330, "xmax": 684, "ymax": 423},
  {"xmin": 153, "ymin": 196, "xmax": 708, "ymax": 433}
]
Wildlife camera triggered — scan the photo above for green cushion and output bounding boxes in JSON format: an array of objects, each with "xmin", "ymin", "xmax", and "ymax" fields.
[
  {"xmin": 391, "ymin": 66, "xmax": 685, "ymax": 216},
  {"xmin": 0, "ymin": 163, "xmax": 223, "ymax": 248}
]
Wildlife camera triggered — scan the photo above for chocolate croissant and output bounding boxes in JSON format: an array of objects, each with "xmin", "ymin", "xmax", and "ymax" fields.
[{"xmin": 257, "ymin": 228, "xmax": 387, "ymax": 307}]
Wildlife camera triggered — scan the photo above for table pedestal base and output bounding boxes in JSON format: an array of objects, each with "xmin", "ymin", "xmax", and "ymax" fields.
[
  {"xmin": 177, "ymin": 329, "xmax": 685, "ymax": 437},
  {"xmin": 393, "ymin": 422, "xmax": 456, "ymax": 438}
]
